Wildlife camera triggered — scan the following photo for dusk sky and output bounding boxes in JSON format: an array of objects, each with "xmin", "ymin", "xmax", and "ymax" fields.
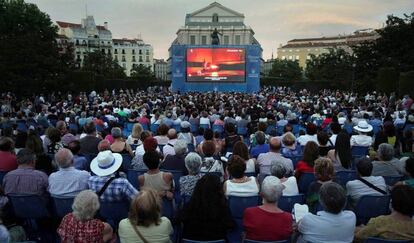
[{"xmin": 27, "ymin": 0, "xmax": 414, "ymax": 60}]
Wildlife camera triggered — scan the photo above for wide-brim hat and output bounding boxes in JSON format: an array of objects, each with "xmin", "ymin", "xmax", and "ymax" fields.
[
  {"xmin": 354, "ymin": 120, "xmax": 373, "ymax": 133},
  {"xmin": 90, "ymin": 151, "xmax": 123, "ymax": 177}
]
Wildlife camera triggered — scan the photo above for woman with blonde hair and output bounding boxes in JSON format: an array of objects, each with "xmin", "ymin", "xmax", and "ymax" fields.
[
  {"xmin": 126, "ymin": 123, "xmax": 143, "ymax": 146},
  {"xmin": 118, "ymin": 188, "xmax": 173, "ymax": 243}
]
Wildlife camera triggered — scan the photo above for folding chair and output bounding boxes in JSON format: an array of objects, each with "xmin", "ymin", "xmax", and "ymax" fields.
[
  {"xmin": 278, "ymin": 194, "xmax": 305, "ymax": 213},
  {"xmin": 51, "ymin": 195, "xmax": 75, "ymax": 218},
  {"xmin": 127, "ymin": 169, "xmax": 147, "ymax": 189},
  {"xmin": 355, "ymin": 195, "xmax": 391, "ymax": 225},
  {"xmin": 336, "ymin": 170, "xmax": 357, "ymax": 186},
  {"xmin": 99, "ymin": 200, "xmax": 129, "ymax": 229},
  {"xmin": 297, "ymin": 172, "xmax": 315, "ymax": 194}
]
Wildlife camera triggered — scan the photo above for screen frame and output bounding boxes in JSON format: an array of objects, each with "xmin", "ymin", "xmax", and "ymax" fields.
[{"xmin": 185, "ymin": 47, "xmax": 247, "ymax": 83}]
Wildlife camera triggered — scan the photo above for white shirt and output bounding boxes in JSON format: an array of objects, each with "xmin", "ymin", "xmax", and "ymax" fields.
[
  {"xmin": 297, "ymin": 134, "xmax": 318, "ymax": 146},
  {"xmin": 298, "ymin": 210, "xmax": 356, "ymax": 243},
  {"xmin": 330, "ymin": 134, "xmax": 338, "ymax": 146},
  {"xmin": 350, "ymin": 135, "xmax": 373, "ymax": 147},
  {"xmin": 245, "ymin": 159, "xmax": 256, "ymax": 173},
  {"xmin": 162, "ymin": 139, "xmax": 177, "ymax": 158},
  {"xmin": 346, "ymin": 176, "xmax": 387, "ymax": 204},
  {"xmin": 225, "ymin": 176, "xmax": 259, "ymax": 197},
  {"xmin": 48, "ymin": 167, "xmax": 90, "ymax": 197},
  {"xmin": 281, "ymin": 176, "xmax": 299, "ymax": 196},
  {"xmin": 199, "ymin": 117, "xmax": 210, "ymax": 125}
]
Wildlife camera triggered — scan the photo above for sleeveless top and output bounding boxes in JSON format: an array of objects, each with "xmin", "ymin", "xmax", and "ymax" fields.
[
  {"xmin": 143, "ymin": 172, "xmax": 171, "ymax": 192},
  {"xmin": 226, "ymin": 176, "xmax": 259, "ymax": 197}
]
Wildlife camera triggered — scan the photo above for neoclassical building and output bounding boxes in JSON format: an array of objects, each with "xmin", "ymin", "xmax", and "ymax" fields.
[{"xmin": 171, "ymin": 2, "xmax": 260, "ymax": 46}]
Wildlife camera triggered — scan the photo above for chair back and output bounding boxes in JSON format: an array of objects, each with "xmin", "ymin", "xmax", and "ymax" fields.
[
  {"xmin": 237, "ymin": 127, "xmax": 248, "ymax": 136},
  {"xmin": 140, "ymin": 123, "xmax": 149, "ymax": 131},
  {"xmin": 351, "ymin": 146, "xmax": 369, "ymax": 158},
  {"xmin": 162, "ymin": 197, "xmax": 174, "ymax": 219},
  {"xmin": 173, "ymin": 124, "xmax": 181, "ymax": 133},
  {"xmin": 8, "ymin": 194, "xmax": 49, "ymax": 219},
  {"xmin": 286, "ymin": 155, "xmax": 302, "ymax": 168},
  {"xmin": 52, "ymin": 195, "xmax": 75, "ymax": 218},
  {"xmin": 244, "ymin": 240, "xmax": 289, "ymax": 243},
  {"xmin": 356, "ymin": 195, "xmax": 391, "ymax": 225},
  {"xmin": 121, "ymin": 153, "xmax": 133, "ymax": 171},
  {"xmin": 365, "ymin": 238, "xmax": 411, "ymax": 243},
  {"xmin": 228, "ymin": 196, "xmax": 260, "ymax": 219},
  {"xmin": 182, "ymin": 240, "xmax": 225, "ymax": 243},
  {"xmin": 278, "ymin": 194, "xmax": 305, "ymax": 213},
  {"xmin": 298, "ymin": 172, "xmax": 316, "ymax": 193},
  {"xmin": 336, "ymin": 170, "xmax": 357, "ymax": 186},
  {"xmin": 99, "ymin": 200, "xmax": 129, "ymax": 229},
  {"xmin": 383, "ymin": 176, "xmax": 403, "ymax": 186},
  {"xmin": 343, "ymin": 124, "xmax": 353, "ymax": 134},
  {"xmin": 127, "ymin": 169, "xmax": 147, "ymax": 189},
  {"xmin": 187, "ymin": 143, "xmax": 195, "ymax": 152}
]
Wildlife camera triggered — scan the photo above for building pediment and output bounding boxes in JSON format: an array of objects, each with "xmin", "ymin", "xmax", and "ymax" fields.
[{"xmin": 189, "ymin": 2, "xmax": 244, "ymax": 18}]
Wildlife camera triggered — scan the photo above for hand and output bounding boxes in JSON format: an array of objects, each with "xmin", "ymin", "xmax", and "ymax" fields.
[{"xmin": 165, "ymin": 191, "xmax": 174, "ymax": 200}]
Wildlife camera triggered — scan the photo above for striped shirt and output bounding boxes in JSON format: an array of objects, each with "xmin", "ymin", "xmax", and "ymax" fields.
[
  {"xmin": 88, "ymin": 175, "xmax": 138, "ymax": 202},
  {"xmin": 3, "ymin": 167, "xmax": 48, "ymax": 199}
]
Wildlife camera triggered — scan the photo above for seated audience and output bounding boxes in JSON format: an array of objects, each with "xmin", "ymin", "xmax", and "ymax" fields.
[
  {"xmin": 222, "ymin": 123, "xmax": 242, "ymax": 153},
  {"xmin": 110, "ymin": 127, "xmax": 133, "ymax": 157},
  {"xmin": 281, "ymin": 132, "xmax": 302, "ymax": 157},
  {"xmin": 181, "ymin": 174, "xmax": 234, "ymax": 241},
  {"xmin": 79, "ymin": 122, "xmax": 102, "ymax": 155},
  {"xmin": 327, "ymin": 131, "xmax": 352, "ymax": 171},
  {"xmin": 179, "ymin": 153, "xmax": 203, "ymax": 197},
  {"xmin": 295, "ymin": 141, "xmax": 319, "ymax": 179},
  {"xmin": 257, "ymin": 137, "xmax": 293, "ymax": 175},
  {"xmin": 351, "ymin": 120, "xmax": 373, "ymax": 147},
  {"xmin": 346, "ymin": 158, "xmax": 387, "ymax": 206},
  {"xmin": 154, "ymin": 124, "xmax": 170, "ymax": 146},
  {"xmin": 317, "ymin": 131, "xmax": 333, "ymax": 157},
  {"xmin": 160, "ymin": 139, "xmax": 188, "ymax": 175},
  {"xmin": 67, "ymin": 140, "xmax": 88, "ymax": 171},
  {"xmin": 243, "ymin": 176, "xmax": 292, "ymax": 241},
  {"xmin": 88, "ymin": 150, "xmax": 138, "ymax": 202},
  {"xmin": 396, "ymin": 157, "xmax": 414, "ymax": 188},
  {"xmin": 131, "ymin": 136, "xmax": 157, "ymax": 170},
  {"xmin": 297, "ymin": 123, "xmax": 318, "ymax": 146},
  {"xmin": 200, "ymin": 141, "xmax": 224, "ymax": 176},
  {"xmin": 270, "ymin": 163, "xmax": 298, "ymax": 196},
  {"xmin": 139, "ymin": 151, "xmax": 174, "ymax": 200},
  {"xmin": 223, "ymin": 155, "xmax": 259, "ymax": 197},
  {"xmin": 3, "ymin": 149, "xmax": 48, "ymax": 200},
  {"xmin": 306, "ymin": 158, "xmax": 335, "ymax": 212},
  {"xmin": 355, "ymin": 185, "xmax": 414, "ymax": 242},
  {"xmin": 298, "ymin": 182, "xmax": 356, "ymax": 243},
  {"xmin": 178, "ymin": 121, "xmax": 196, "ymax": 146},
  {"xmin": 57, "ymin": 190, "xmax": 113, "ymax": 242},
  {"xmin": 162, "ymin": 129, "xmax": 178, "ymax": 157},
  {"xmin": 26, "ymin": 129, "xmax": 54, "ymax": 175},
  {"xmin": 0, "ymin": 137, "xmax": 17, "ymax": 172},
  {"xmin": 372, "ymin": 143, "xmax": 404, "ymax": 176},
  {"xmin": 250, "ymin": 131, "xmax": 269, "ymax": 159},
  {"xmin": 232, "ymin": 141, "xmax": 256, "ymax": 173},
  {"xmin": 126, "ymin": 123, "xmax": 143, "ymax": 146},
  {"xmin": 48, "ymin": 148, "xmax": 90, "ymax": 197},
  {"xmin": 118, "ymin": 188, "xmax": 173, "ymax": 243}
]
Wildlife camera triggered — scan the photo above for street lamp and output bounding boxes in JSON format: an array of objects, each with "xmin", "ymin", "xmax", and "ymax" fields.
[{"xmin": 351, "ymin": 63, "xmax": 356, "ymax": 92}]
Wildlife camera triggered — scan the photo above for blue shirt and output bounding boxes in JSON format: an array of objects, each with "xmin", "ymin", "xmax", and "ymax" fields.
[
  {"xmin": 48, "ymin": 167, "xmax": 90, "ymax": 197},
  {"xmin": 88, "ymin": 175, "xmax": 138, "ymax": 202},
  {"xmin": 73, "ymin": 155, "xmax": 88, "ymax": 171},
  {"xmin": 250, "ymin": 144, "xmax": 269, "ymax": 159}
]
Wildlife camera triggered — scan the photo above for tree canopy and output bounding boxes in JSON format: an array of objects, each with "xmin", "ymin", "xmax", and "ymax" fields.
[
  {"xmin": 269, "ymin": 59, "xmax": 302, "ymax": 82},
  {"xmin": 130, "ymin": 64, "xmax": 153, "ymax": 78},
  {"xmin": 81, "ymin": 51, "xmax": 126, "ymax": 79}
]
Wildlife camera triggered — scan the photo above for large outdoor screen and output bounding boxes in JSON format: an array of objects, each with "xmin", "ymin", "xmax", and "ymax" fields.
[{"xmin": 186, "ymin": 48, "xmax": 245, "ymax": 82}]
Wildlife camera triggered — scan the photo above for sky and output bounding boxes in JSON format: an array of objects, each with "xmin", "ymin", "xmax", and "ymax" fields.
[{"xmin": 27, "ymin": 0, "xmax": 414, "ymax": 60}]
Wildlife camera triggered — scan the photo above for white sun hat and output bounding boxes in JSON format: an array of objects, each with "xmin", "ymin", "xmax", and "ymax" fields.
[
  {"xmin": 353, "ymin": 120, "xmax": 373, "ymax": 133},
  {"xmin": 90, "ymin": 150, "xmax": 123, "ymax": 177}
]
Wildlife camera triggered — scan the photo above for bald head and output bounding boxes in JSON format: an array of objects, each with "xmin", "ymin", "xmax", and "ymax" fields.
[
  {"xmin": 269, "ymin": 137, "xmax": 281, "ymax": 152},
  {"xmin": 98, "ymin": 140, "xmax": 111, "ymax": 152},
  {"xmin": 55, "ymin": 148, "xmax": 73, "ymax": 168},
  {"xmin": 167, "ymin": 129, "xmax": 177, "ymax": 139}
]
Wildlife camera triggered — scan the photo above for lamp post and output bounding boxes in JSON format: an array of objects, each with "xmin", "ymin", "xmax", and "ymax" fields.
[{"xmin": 351, "ymin": 63, "xmax": 356, "ymax": 93}]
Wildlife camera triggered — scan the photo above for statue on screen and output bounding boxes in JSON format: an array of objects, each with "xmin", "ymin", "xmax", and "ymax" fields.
[{"xmin": 211, "ymin": 28, "xmax": 222, "ymax": 45}]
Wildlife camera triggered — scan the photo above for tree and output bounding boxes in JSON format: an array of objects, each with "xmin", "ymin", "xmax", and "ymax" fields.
[
  {"xmin": 268, "ymin": 59, "xmax": 302, "ymax": 81},
  {"xmin": 0, "ymin": 0, "xmax": 62, "ymax": 92},
  {"xmin": 130, "ymin": 64, "xmax": 153, "ymax": 78},
  {"xmin": 305, "ymin": 48, "xmax": 354, "ymax": 87},
  {"xmin": 82, "ymin": 51, "xmax": 126, "ymax": 79}
]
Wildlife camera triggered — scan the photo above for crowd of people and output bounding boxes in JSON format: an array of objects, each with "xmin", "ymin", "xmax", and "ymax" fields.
[{"xmin": 0, "ymin": 86, "xmax": 413, "ymax": 242}]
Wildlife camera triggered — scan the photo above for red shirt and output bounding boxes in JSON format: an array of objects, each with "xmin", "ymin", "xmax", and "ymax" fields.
[
  {"xmin": 0, "ymin": 151, "xmax": 18, "ymax": 172},
  {"xmin": 58, "ymin": 213, "xmax": 105, "ymax": 243},
  {"xmin": 243, "ymin": 207, "xmax": 292, "ymax": 241},
  {"xmin": 295, "ymin": 160, "xmax": 314, "ymax": 179}
]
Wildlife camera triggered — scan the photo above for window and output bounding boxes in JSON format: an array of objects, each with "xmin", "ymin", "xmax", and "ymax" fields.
[
  {"xmin": 101, "ymin": 49, "xmax": 105, "ymax": 54},
  {"xmin": 235, "ymin": 35, "xmax": 241, "ymax": 45},
  {"xmin": 201, "ymin": 35, "xmax": 207, "ymax": 45},
  {"xmin": 108, "ymin": 49, "xmax": 111, "ymax": 54},
  {"xmin": 75, "ymin": 40, "xmax": 79, "ymax": 45},
  {"xmin": 146, "ymin": 50, "xmax": 149, "ymax": 55},
  {"xmin": 122, "ymin": 49, "xmax": 125, "ymax": 54},
  {"xmin": 132, "ymin": 56, "xmax": 136, "ymax": 62},
  {"xmin": 76, "ymin": 55, "xmax": 81, "ymax": 60},
  {"xmin": 295, "ymin": 55, "xmax": 300, "ymax": 60},
  {"xmin": 139, "ymin": 49, "xmax": 142, "ymax": 55},
  {"xmin": 132, "ymin": 49, "xmax": 135, "ymax": 55},
  {"xmin": 122, "ymin": 56, "xmax": 126, "ymax": 62},
  {"xmin": 114, "ymin": 55, "xmax": 118, "ymax": 61},
  {"xmin": 212, "ymin": 13, "xmax": 218, "ymax": 23},
  {"xmin": 288, "ymin": 56, "xmax": 293, "ymax": 60},
  {"xmin": 281, "ymin": 56, "xmax": 286, "ymax": 60},
  {"xmin": 190, "ymin": 35, "xmax": 196, "ymax": 45},
  {"xmin": 139, "ymin": 56, "xmax": 143, "ymax": 62},
  {"xmin": 223, "ymin": 35, "xmax": 229, "ymax": 45},
  {"xmin": 146, "ymin": 56, "xmax": 149, "ymax": 62},
  {"xmin": 114, "ymin": 49, "xmax": 118, "ymax": 54},
  {"xmin": 306, "ymin": 55, "xmax": 311, "ymax": 60}
]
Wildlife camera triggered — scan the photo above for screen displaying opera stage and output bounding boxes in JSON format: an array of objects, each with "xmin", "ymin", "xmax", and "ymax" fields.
[{"xmin": 186, "ymin": 48, "xmax": 246, "ymax": 82}]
